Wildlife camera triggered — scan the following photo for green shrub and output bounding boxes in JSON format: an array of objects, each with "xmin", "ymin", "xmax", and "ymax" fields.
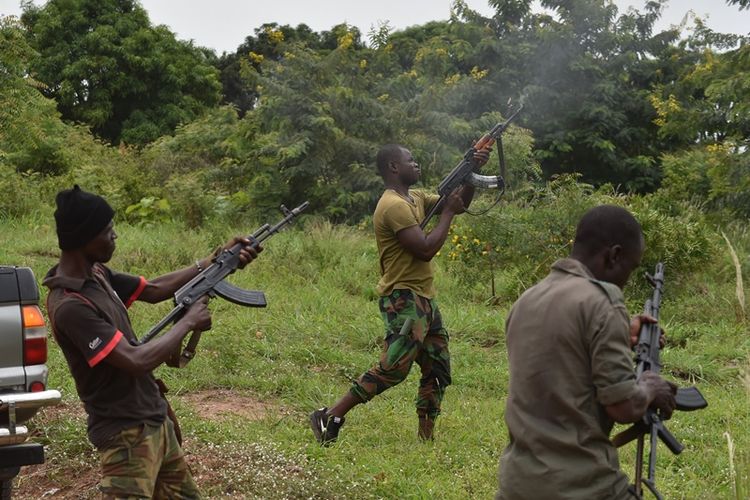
[
  {"xmin": 125, "ymin": 197, "xmax": 173, "ymax": 226},
  {"xmin": 442, "ymin": 176, "xmax": 716, "ymax": 303},
  {"xmin": 660, "ymin": 144, "xmax": 750, "ymax": 219},
  {"xmin": 0, "ymin": 165, "xmax": 48, "ymax": 217}
]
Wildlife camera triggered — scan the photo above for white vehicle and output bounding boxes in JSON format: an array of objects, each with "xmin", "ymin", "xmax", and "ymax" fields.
[{"xmin": 0, "ymin": 266, "xmax": 60, "ymax": 497}]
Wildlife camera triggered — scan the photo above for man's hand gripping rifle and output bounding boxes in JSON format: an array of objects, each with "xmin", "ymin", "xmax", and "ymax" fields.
[
  {"xmin": 140, "ymin": 202, "xmax": 309, "ymax": 367},
  {"xmin": 612, "ymin": 263, "xmax": 707, "ymax": 499},
  {"xmin": 420, "ymin": 104, "xmax": 523, "ymax": 229}
]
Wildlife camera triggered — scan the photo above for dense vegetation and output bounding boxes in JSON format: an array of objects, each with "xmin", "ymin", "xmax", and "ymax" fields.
[
  {"xmin": 3, "ymin": 0, "xmax": 749, "ymax": 223},
  {"xmin": 1, "ymin": 0, "xmax": 750, "ymax": 497},
  {"xmin": 2, "ymin": 207, "xmax": 748, "ymax": 498}
]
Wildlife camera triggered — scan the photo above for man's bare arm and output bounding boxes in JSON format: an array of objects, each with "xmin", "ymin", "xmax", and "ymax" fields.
[
  {"xmin": 605, "ymin": 371, "xmax": 677, "ymax": 423},
  {"xmin": 138, "ymin": 237, "xmax": 260, "ymax": 303},
  {"xmin": 105, "ymin": 297, "xmax": 211, "ymax": 375}
]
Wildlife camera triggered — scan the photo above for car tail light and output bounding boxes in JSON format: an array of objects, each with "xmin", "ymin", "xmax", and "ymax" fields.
[
  {"xmin": 22, "ymin": 305, "xmax": 48, "ymax": 365},
  {"xmin": 30, "ymin": 381, "xmax": 45, "ymax": 392}
]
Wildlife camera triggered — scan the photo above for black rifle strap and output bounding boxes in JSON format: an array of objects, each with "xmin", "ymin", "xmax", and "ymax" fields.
[
  {"xmin": 498, "ymin": 135, "xmax": 507, "ymax": 184},
  {"xmin": 178, "ymin": 330, "xmax": 203, "ymax": 368}
]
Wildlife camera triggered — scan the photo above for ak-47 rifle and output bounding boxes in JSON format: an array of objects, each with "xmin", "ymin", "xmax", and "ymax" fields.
[
  {"xmin": 140, "ymin": 202, "xmax": 309, "ymax": 367},
  {"xmin": 393, "ymin": 106, "xmax": 523, "ymax": 337},
  {"xmin": 612, "ymin": 263, "xmax": 708, "ymax": 499},
  {"xmin": 419, "ymin": 104, "xmax": 522, "ymax": 229}
]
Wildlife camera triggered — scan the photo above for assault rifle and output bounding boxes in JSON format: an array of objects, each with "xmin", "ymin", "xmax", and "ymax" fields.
[
  {"xmin": 140, "ymin": 202, "xmax": 309, "ymax": 367},
  {"xmin": 612, "ymin": 263, "xmax": 707, "ymax": 499},
  {"xmin": 420, "ymin": 104, "xmax": 522, "ymax": 229}
]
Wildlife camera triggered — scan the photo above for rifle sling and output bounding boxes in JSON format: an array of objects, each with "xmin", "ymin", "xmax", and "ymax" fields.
[{"xmin": 178, "ymin": 330, "xmax": 203, "ymax": 368}]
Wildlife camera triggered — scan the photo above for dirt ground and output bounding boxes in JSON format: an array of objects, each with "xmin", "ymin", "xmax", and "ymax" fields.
[{"xmin": 12, "ymin": 390, "xmax": 288, "ymax": 499}]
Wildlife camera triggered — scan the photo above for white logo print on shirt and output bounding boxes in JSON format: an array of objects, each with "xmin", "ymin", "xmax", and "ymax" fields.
[{"xmin": 89, "ymin": 337, "xmax": 102, "ymax": 350}]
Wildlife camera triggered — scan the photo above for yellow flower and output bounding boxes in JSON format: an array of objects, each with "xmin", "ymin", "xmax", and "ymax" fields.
[
  {"xmin": 265, "ymin": 28, "xmax": 284, "ymax": 44},
  {"xmin": 444, "ymin": 73, "xmax": 461, "ymax": 86},
  {"xmin": 248, "ymin": 51, "xmax": 264, "ymax": 64},
  {"xmin": 470, "ymin": 66, "xmax": 489, "ymax": 80},
  {"xmin": 338, "ymin": 31, "xmax": 354, "ymax": 49},
  {"xmin": 473, "ymin": 238, "xmax": 481, "ymax": 245}
]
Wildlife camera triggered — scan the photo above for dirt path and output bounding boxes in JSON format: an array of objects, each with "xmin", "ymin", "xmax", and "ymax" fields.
[{"xmin": 12, "ymin": 390, "xmax": 317, "ymax": 499}]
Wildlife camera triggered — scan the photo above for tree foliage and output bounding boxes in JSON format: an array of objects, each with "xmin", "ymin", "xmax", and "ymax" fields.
[
  {"xmin": 238, "ymin": 22, "xmax": 538, "ymax": 221},
  {"xmin": 1, "ymin": 15, "xmax": 81, "ymax": 175},
  {"xmin": 727, "ymin": 0, "xmax": 750, "ymax": 9},
  {"xmin": 20, "ymin": 0, "xmax": 221, "ymax": 146},
  {"xmin": 2, "ymin": 0, "xmax": 750, "ymax": 226},
  {"xmin": 215, "ymin": 22, "xmax": 365, "ymax": 116}
]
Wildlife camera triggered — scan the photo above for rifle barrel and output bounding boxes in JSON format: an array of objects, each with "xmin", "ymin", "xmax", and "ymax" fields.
[{"xmin": 140, "ymin": 201, "xmax": 309, "ymax": 347}]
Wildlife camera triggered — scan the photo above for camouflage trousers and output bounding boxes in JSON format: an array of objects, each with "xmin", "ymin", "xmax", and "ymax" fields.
[
  {"xmin": 99, "ymin": 417, "xmax": 201, "ymax": 499},
  {"xmin": 351, "ymin": 289, "xmax": 451, "ymax": 420}
]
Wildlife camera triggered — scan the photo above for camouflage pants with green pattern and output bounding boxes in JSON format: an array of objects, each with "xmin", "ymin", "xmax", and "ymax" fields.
[
  {"xmin": 99, "ymin": 417, "xmax": 201, "ymax": 499},
  {"xmin": 351, "ymin": 289, "xmax": 451, "ymax": 420}
]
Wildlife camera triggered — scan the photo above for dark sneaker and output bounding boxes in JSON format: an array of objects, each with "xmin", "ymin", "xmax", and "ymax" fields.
[{"xmin": 310, "ymin": 407, "xmax": 345, "ymax": 445}]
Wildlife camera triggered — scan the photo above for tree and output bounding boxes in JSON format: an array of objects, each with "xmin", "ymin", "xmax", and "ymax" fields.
[
  {"xmin": 233, "ymin": 20, "xmax": 537, "ymax": 221},
  {"xmin": 450, "ymin": 0, "xmax": 704, "ymax": 191},
  {"xmin": 650, "ymin": 19, "xmax": 750, "ymax": 218},
  {"xmin": 21, "ymin": 0, "xmax": 221, "ymax": 146},
  {"xmin": 1, "ymin": 15, "xmax": 74, "ymax": 175},
  {"xmin": 726, "ymin": 0, "xmax": 750, "ymax": 9},
  {"xmin": 215, "ymin": 23, "xmax": 322, "ymax": 116},
  {"xmin": 215, "ymin": 23, "xmax": 366, "ymax": 117}
]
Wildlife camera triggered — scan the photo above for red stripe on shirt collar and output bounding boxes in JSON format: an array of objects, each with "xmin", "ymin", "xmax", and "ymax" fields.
[{"xmin": 124, "ymin": 276, "xmax": 148, "ymax": 309}]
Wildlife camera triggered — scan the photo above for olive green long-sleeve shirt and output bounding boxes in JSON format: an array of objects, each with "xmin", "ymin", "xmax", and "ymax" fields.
[{"xmin": 497, "ymin": 258, "xmax": 637, "ymax": 500}]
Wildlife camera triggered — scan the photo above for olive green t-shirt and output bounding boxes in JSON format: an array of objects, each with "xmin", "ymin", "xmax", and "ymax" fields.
[
  {"xmin": 374, "ymin": 189, "xmax": 440, "ymax": 298},
  {"xmin": 497, "ymin": 258, "xmax": 637, "ymax": 500}
]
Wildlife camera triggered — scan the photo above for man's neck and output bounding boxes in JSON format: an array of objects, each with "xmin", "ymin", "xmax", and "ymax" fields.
[
  {"xmin": 57, "ymin": 252, "xmax": 95, "ymax": 279},
  {"xmin": 569, "ymin": 251, "xmax": 604, "ymax": 281},
  {"xmin": 384, "ymin": 181, "xmax": 410, "ymax": 198}
]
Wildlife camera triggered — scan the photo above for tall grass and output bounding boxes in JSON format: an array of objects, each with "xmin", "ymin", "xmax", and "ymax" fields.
[
  {"xmin": 2, "ymin": 210, "xmax": 748, "ymax": 498},
  {"xmin": 721, "ymin": 231, "xmax": 747, "ymax": 322}
]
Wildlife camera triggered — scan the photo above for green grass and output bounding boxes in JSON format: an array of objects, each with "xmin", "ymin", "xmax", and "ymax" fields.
[{"xmin": 2, "ymin": 215, "xmax": 748, "ymax": 498}]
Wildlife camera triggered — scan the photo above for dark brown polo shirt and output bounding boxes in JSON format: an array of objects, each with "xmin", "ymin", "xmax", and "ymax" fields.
[{"xmin": 44, "ymin": 264, "xmax": 167, "ymax": 449}]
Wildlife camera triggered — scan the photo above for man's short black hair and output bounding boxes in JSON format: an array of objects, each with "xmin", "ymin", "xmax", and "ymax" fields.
[
  {"xmin": 573, "ymin": 205, "xmax": 643, "ymax": 256},
  {"xmin": 376, "ymin": 144, "xmax": 405, "ymax": 176}
]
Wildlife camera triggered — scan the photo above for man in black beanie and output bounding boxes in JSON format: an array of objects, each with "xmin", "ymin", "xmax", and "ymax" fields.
[{"xmin": 44, "ymin": 185, "xmax": 260, "ymax": 498}]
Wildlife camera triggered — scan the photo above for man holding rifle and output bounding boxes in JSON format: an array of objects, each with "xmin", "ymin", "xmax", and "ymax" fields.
[
  {"xmin": 310, "ymin": 143, "xmax": 490, "ymax": 445},
  {"xmin": 43, "ymin": 185, "xmax": 260, "ymax": 498},
  {"xmin": 496, "ymin": 205, "xmax": 677, "ymax": 499}
]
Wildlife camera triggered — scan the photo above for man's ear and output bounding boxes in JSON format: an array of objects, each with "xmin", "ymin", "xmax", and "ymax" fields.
[
  {"xmin": 606, "ymin": 244, "xmax": 623, "ymax": 269},
  {"xmin": 388, "ymin": 160, "xmax": 398, "ymax": 173}
]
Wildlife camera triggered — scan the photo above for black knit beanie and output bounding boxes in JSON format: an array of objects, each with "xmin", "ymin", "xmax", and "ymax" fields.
[{"xmin": 54, "ymin": 185, "xmax": 115, "ymax": 250}]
